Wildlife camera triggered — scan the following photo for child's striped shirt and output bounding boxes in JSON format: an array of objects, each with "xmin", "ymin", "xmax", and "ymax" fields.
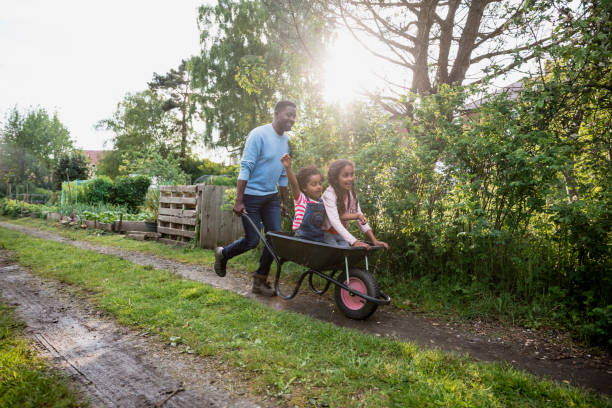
[{"xmin": 292, "ymin": 192, "xmax": 319, "ymax": 230}]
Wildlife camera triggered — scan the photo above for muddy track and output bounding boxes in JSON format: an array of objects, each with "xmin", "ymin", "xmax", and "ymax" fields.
[
  {"xmin": 0, "ymin": 250, "xmax": 274, "ymax": 408},
  {"xmin": 1, "ymin": 221, "xmax": 610, "ymax": 395}
]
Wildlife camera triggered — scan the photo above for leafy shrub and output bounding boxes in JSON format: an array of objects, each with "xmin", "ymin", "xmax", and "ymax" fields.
[
  {"xmin": 84, "ymin": 176, "xmax": 113, "ymax": 204},
  {"xmin": 0, "ymin": 199, "xmax": 21, "ymax": 217},
  {"xmin": 211, "ymin": 175, "xmax": 237, "ymax": 186},
  {"xmin": 142, "ymin": 188, "xmax": 159, "ymax": 221},
  {"xmin": 109, "ymin": 175, "xmax": 151, "ymax": 211},
  {"xmin": 80, "ymin": 210, "xmax": 99, "ymax": 221},
  {"xmin": 582, "ymin": 306, "xmax": 612, "ymax": 348}
]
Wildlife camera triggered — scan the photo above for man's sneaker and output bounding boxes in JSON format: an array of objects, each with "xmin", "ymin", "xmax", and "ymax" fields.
[
  {"xmin": 252, "ymin": 275, "xmax": 275, "ymax": 297},
  {"xmin": 214, "ymin": 247, "xmax": 227, "ymax": 277}
]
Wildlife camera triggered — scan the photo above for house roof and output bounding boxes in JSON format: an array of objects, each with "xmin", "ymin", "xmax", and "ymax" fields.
[
  {"xmin": 463, "ymin": 81, "xmax": 523, "ymax": 111},
  {"xmin": 82, "ymin": 150, "xmax": 109, "ymax": 166}
]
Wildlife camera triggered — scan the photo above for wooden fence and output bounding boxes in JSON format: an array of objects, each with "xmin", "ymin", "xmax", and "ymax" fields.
[
  {"xmin": 198, "ymin": 185, "xmax": 244, "ymax": 249},
  {"xmin": 156, "ymin": 184, "xmax": 243, "ymax": 248}
]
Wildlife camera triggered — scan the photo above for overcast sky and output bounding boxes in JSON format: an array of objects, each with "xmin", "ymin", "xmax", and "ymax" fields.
[{"xmin": 0, "ymin": 0, "xmax": 205, "ymax": 152}]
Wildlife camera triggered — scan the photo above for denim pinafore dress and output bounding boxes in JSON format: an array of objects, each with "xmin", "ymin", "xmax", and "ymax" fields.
[{"xmin": 295, "ymin": 200, "xmax": 326, "ymax": 243}]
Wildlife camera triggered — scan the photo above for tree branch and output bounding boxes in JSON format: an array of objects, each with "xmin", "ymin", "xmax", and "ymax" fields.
[
  {"xmin": 469, "ymin": 35, "xmax": 556, "ymax": 65},
  {"xmin": 339, "ymin": 4, "xmax": 416, "ymax": 69}
]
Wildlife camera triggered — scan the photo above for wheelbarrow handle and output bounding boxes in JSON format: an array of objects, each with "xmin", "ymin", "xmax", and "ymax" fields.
[{"xmin": 240, "ymin": 213, "xmax": 280, "ymax": 265}]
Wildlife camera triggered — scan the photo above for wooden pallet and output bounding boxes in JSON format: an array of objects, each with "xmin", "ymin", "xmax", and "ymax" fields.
[{"xmin": 158, "ymin": 185, "xmax": 198, "ymax": 245}]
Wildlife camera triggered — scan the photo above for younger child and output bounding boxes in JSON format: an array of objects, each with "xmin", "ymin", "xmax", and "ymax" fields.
[
  {"xmin": 280, "ymin": 153, "xmax": 325, "ymax": 242},
  {"xmin": 321, "ymin": 159, "xmax": 389, "ymax": 249}
]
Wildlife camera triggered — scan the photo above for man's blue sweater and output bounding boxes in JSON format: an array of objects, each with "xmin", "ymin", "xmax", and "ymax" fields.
[{"xmin": 238, "ymin": 124, "xmax": 289, "ymax": 196}]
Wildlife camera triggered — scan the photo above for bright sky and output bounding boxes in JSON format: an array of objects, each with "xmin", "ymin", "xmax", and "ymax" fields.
[
  {"xmin": 2, "ymin": 1, "xmax": 499, "ymax": 159},
  {"xmin": 0, "ymin": 0, "xmax": 205, "ymax": 152},
  {"xmin": 323, "ymin": 31, "xmax": 402, "ymax": 104}
]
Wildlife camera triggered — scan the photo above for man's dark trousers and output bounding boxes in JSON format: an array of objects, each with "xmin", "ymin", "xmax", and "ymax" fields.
[{"xmin": 221, "ymin": 193, "xmax": 281, "ymax": 276}]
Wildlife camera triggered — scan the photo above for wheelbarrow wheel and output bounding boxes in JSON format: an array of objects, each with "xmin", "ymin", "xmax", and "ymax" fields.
[{"xmin": 334, "ymin": 268, "xmax": 380, "ymax": 320}]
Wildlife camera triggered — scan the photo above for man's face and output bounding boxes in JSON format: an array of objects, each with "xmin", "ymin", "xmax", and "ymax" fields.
[{"xmin": 274, "ymin": 106, "xmax": 297, "ymax": 133}]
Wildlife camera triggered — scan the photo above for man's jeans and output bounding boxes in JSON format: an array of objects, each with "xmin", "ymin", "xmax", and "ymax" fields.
[{"xmin": 222, "ymin": 193, "xmax": 281, "ymax": 277}]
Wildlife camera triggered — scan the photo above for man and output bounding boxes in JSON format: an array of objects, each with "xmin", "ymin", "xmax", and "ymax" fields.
[{"xmin": 214, "ymin": 100, "xmax": 297, "ymax": 296}]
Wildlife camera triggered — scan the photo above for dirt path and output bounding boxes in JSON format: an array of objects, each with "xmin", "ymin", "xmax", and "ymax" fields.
[
  {"xmin": 1, "ymin": 221, "xmax": 611, "ymax": 395},
  {"xmin": 0, "ymin": 250, "xmax": 275, "ymax": 408}
]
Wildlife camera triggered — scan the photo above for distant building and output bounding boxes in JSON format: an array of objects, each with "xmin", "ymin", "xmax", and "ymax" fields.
[
  {"xmin": 463, "ymin": 81, "xmax": 523, "ymax": 115},
  {"xmin": 82, "ymin": 150, "xmax": 109, "ymax": 174}
]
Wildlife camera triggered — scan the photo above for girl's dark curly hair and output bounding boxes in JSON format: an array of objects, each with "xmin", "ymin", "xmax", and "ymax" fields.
[
  {"xmin": 327, "ymin": 159, "xmax": 358, "ymax": 216},
  {"xmin": 296, "ymin": 166, "xmax": 323, "ymax": 192}
]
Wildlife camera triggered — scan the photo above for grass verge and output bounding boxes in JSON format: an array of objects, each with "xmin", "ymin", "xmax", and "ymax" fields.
[
  {"xmin": 0, "ymin": 226, "xmax": 609, "ymax": 407},
  {"xmin": 0, "ymin": 298, "xmax": 86, "ymax": 407},
  {"xmin": 0, "ymin": 216, "xmax": 605, "ymax": 347}
]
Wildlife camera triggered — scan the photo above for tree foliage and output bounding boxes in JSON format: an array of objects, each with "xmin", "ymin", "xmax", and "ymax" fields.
[
  {"xmin": 148, "ymin": 60, "xmax": 202, "ymax": 161},
  {"xmin": 96, "ymin": 91, "xmax": 175, "ymax": 178},
  {"xmin": 0, "ymin": 106, "xmax": 73, "ymax": 187},
  {"xmin": 52, "ymin": 151, "xmax": 90, "ymax": 189},
  {"xmin": 286, "ymin": 0, "xmax": 611, "ymax": 347},
  {"xmin": 191, "ymin": 0, "xmax": 329, "ymax": 151}
]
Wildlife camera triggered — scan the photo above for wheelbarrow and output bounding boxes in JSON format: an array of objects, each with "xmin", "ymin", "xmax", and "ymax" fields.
[{"xmin": 242, "ymin": 214, "xmax": 391, "ymax": 320}]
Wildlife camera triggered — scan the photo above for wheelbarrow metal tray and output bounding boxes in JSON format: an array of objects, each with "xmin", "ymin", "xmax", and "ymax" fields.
[{"xmin": 266, "ymin": 231, "xmax": 380, "ymax": 271}]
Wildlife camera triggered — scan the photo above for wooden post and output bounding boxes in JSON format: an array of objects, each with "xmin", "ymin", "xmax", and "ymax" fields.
[{"xmin": 66, "ymin": 170, "xmax": 75, "ymax": 220}]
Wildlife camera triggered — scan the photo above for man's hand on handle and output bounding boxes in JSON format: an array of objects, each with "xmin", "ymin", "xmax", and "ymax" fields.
[
  {"xmin": 233, "ymin": 199, "xmax": 247, "ymax": 216},
  {"xmin": 233, "ymin": 180, "xmax": 248, "ymax": 216},
  {"xmin": 280, "ymin": 201, "xmax": 289, "ymax": 217}
]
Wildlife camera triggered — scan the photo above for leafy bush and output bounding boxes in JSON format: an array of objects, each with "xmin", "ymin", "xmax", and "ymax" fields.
[
  {"xmin": 142, "ymin": 188, "xmax": 159, "ymax": 221},
  {"xmin": 0, "ymin": 199, "xmax": 21, "ymax": 217},
  {"xmin": 109, "ymin": 175, "xmax": 151, "ymax": 211},
  {"xmin": 84, "ymin": 176, "xmax": 113, "ymax": 204},
  {"xmin": 211, "ymin": 175, "xmax": 237, "ymax": 186}
]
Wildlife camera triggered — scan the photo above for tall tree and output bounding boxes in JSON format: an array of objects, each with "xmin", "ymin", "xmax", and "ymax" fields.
[
  {"xmin": 53, "ymin": 151, "xmax": 90, "ymax": 189},
  {"xmin": 0, "ymin": 106, "xmax": 73, "ymax": 187},
  {"xmin": 148, "ymin": 60, "xmax": 201, "ymax": 162},
  {"xmin": 192, "ymin": 0, "xmax": 328, "ymax": 151},
  {"xmin": 321, "ymin": 0, "xmax": 564, "ymax": 115},
  {"xmin": 96, "ymin": 91, "xmax": 174, "ymax": 178}
]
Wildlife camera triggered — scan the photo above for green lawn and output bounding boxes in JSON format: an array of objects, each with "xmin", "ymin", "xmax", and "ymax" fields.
[
  {"xmin": 0, "ymin": 226, "xmax": 608, "ymax": 407},
  {"xmin": 0, "ymin": 300, "xmax": 86, "ymax": 407},
  {"xmin": 0, "ymin": 216, "xmax": 604, "ymax": 348}
]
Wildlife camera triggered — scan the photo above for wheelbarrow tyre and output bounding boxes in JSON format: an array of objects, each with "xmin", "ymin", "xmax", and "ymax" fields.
[{"xmin": 334, "ymin": 268, "xmax": 380, "ymax": 320}]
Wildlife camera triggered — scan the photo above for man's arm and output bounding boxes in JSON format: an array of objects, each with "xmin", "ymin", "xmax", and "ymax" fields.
[{"xmin": 233, "ymin": 180, "xmax": 248, "ymax": 216}]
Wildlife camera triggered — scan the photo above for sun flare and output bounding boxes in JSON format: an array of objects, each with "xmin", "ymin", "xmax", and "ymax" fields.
[{"xmin": 322, "ymin": 33, "xmax": 381, "ymax": 104}]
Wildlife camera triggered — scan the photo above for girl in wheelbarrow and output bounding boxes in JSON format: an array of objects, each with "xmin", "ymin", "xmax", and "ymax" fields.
[
  {"xmin": 282, "ymin": 155, "xmax": 388, "ymax": 250},
  {"xmin": 322, "ymin": 159, "xmax": 389, "ymax": 250},
  {"xmin": 280, "ymin": 153, "xmax": 326, "ymax": 243}
]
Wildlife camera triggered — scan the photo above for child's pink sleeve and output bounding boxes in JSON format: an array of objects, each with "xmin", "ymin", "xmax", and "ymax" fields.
[{"xmin": 322, "ymin": 187, "xmax": 357, "ymax": 245}]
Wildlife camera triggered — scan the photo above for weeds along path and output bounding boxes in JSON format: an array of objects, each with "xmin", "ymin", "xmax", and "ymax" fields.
[
  {"xmin": 0, "ymin": 250, "xmax": 272, "ymax": 408},
  {"xmin": 1, "ymin": 221, "xmax": 610, "ymax": 395}
]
